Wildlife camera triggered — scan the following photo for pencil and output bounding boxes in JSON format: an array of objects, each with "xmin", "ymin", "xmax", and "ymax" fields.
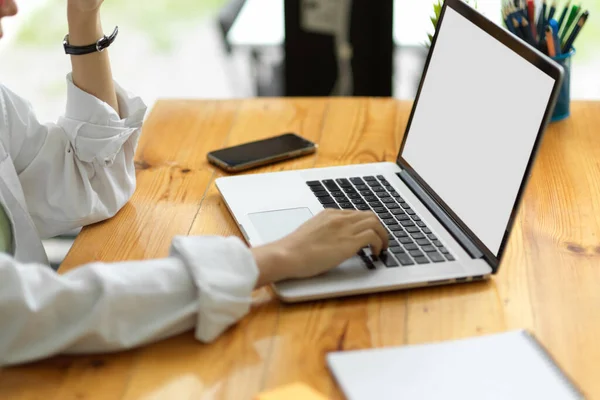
[
  {"xmin": 522, "ymin": 17, "xmax": 535, "ymax": 45},
  {"xmin": 504, "ymin": 8, "xmax": 517, "ymax": 34},
  {"xmin": 561, "ymin": 3, "xmax": 581, "ymax": 40},
  {"xmin": 562, "ymin": 10, "xmax": 589, "ymax": 53},
  {"xmin": 546, "ymin": 26, "xmax": 556, "ymax": 57},
  {"xmin": 557, "ymin": 0, "xmax": 572, "ymax": 31},
  {"xmin": 513, "ymin": 17, "xmax": 524, "ymax": 40},
  {"xmin": 520, "ymin": 0, "xmax": 529, "ymax": 20},
  {"xmin": 537, "ymin": 0, "xmax": 547, "ymax": 40}
]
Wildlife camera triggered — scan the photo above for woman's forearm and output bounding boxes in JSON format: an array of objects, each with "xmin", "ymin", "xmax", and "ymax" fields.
[
  {"xmin": 67, "ymin": 7, "xmax": 119, "ymax": 115},
  {"xmin": 252, "ymin": 245, "xmax": 294, "ymax": 288}
]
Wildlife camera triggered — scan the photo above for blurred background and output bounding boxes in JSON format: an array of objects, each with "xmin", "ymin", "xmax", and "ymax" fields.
[{"xmin": 0, "ymin": 0, "xmax": 598, "ymax": 265}]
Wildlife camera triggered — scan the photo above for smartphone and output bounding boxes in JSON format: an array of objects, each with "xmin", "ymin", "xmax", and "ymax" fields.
[{"xmin": 207, "ymin": 133, "xmax": 317, "ymax": 172}]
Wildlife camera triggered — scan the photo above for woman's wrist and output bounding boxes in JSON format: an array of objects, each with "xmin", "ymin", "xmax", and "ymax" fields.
[{"xmin": 251, "ymin": 244, "xmax": 298, "ymax": 288}]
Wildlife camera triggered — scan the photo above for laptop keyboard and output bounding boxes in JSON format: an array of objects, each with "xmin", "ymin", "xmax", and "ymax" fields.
[{"xmin": 306, "ymin": 175, "xmax": 455, "ymax": 268}]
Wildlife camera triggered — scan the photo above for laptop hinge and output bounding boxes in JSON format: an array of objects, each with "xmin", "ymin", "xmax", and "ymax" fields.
[{"xmin": 397, "ymin": 171, "xmax": 483, "ymax": 259}]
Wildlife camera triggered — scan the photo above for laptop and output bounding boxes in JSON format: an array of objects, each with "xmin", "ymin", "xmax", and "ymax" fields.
[{"xmin": 215, "ymin": 0, "xmax": 563, "ymax": 302}]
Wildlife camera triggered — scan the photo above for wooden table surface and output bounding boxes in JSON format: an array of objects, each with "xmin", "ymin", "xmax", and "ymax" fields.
[{"xmin": 1, "ymin": 99, "xmax": 599, "ymax": 399}]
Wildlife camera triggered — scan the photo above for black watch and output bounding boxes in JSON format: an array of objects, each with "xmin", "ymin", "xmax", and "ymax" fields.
[{"xmin": 63, "ymin": 26, "xmax": 118, "ymax": 55}]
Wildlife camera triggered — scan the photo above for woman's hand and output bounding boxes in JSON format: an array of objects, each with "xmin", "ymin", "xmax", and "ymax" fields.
[
  {"xmin": 67, "ymin": 0, "xmax": 103, "ymax": 14},
  {"xmin": 252, "ymin": 209, "xmax": 388, "ymax": 287}
]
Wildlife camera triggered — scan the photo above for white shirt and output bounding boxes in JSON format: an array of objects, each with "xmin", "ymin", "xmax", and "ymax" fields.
[{"xmin": 0, "ymin": 75, "xmax": 259, "ymax": 367}]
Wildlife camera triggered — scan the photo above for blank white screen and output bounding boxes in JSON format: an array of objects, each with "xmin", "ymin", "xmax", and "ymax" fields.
[{"xmin": 402, "ymin": 7, "xmax": 555, "ymax": 255}]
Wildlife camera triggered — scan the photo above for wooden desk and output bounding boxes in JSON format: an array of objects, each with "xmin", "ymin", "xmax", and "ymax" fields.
[{"xmin": 1, "ymin": 99, "xmax": 599, "ymax": 399}]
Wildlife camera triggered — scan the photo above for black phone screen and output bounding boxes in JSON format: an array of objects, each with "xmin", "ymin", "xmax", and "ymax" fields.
[{"xmin": 209, "ymin": 133, "xmax": 314, "ymax": 167}]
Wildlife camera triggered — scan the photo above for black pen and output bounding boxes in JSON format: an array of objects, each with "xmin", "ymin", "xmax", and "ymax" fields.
[{"xmin": 562, "ymin": 10, "xmax": 589, "ymax": 53}]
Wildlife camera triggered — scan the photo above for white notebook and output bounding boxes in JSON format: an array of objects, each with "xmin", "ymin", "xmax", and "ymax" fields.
[{"xmin": 327, "ymin": 330, "xmax": 584, "ymax": 400}]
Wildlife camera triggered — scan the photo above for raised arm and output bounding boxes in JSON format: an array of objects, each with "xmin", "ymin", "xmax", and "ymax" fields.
[
  {"xmin": 67, "ymin": 0, "xmax": 119, "ymax": 114},
  {"xmin": 0, "ymin": 0, "xmax": 147, "ymax": 238}
]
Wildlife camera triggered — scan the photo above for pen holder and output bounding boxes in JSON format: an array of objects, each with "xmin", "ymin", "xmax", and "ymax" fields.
[{"xmin": 550, "ymin": 48, "xmax": 575, "ymax": 122}]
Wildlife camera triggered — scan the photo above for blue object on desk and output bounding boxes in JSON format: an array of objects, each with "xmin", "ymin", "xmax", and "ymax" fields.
[
  {"xmin": 551, "ymin": 48, "xmax": 575, "ymax": 122},
  {"xmin": 549, "ymin": 19, "xmax": 561, "ymax": 56}
]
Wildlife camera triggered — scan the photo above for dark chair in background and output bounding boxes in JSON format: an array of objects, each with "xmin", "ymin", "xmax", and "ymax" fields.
[
  {"xmin": 284, "ymin": 0, "xmax": 394, "ymax": 97},
  {"xmin": 218, "ymin": 0, "xmax": 395, "ymax": 97}
]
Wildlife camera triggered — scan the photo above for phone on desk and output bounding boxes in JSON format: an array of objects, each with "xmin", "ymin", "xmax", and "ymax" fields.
[{"xmin": 207, "ymin": 133, "xmax": 317, "ymax": 172}]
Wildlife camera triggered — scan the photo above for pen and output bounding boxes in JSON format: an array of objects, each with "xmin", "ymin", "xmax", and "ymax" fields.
[
  {"xmin": 547, "ymin": 0, "xmax": 557, "ymax": 20},
  {"xmin": 561, "ymin": 3, "xmax": 581, "ymax": 40},
  {"xmin": 546, "ymin": 26, "xmax": 556, "ymax": 57},
  {"xmin": 557, "ymin": 0, "xmax": 572, "ymax": 31},
  {"xmin": 562, "ymin": 10, "xmax": 589, "ymax": 53},
  {"xmin": 537, "ymin": 0, "xmax": 547, "ymax": 40}
]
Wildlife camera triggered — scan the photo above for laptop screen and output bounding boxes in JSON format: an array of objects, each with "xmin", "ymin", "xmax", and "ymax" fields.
[{"xmin": 401, "ymin": 6, "xmax": 556, "ymax": 256}]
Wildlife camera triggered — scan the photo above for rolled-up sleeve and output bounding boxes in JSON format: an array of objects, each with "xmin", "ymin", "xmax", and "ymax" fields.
[
  {"xmin": 0, "ymin": 236, "xmax": 259, "ymax": 367},
  {"xmin": 1, "ymin": 73, "xmax": 147, "ymax": 238},
  {"xmin": 58, "ymin": 73, "xmax": 146, "ymax": 165},
  {"xmin": 170, "ymin": 236, "xmax": 260, "ymax": 342}
]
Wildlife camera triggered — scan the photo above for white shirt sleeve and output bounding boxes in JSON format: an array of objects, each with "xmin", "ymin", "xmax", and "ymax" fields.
[
  {"xmin": 0, "ymin": 235, "xmax": 259, "ymax": 367},
  {"xmin": 0, "ymin": 73, "xmax": 147, "ymax": 239}
]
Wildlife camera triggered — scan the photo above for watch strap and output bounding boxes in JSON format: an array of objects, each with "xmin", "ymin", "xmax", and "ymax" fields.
[{"xmin": 63, "ymin": 26, "xmax": 118, "ymax": 55}]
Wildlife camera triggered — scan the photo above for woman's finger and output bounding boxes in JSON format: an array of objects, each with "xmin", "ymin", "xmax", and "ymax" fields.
[
  {"xmin": 351, "ymin": 215, "xmax": 388, "ymax": 249},
  {"xmin": 355, "ymin": 229, "xmax": 384, "ymax": 255}
]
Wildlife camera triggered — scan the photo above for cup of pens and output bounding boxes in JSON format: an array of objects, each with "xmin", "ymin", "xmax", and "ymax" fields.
[{"xmin": 503, "ymin": 0, "xmax": 590, "ymax": 122}]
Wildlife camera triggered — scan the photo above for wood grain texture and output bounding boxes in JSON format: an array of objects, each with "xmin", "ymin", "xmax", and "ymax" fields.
[{"xmin": 1, "ymin": 100, "xmax": 599, "ymax": 400}]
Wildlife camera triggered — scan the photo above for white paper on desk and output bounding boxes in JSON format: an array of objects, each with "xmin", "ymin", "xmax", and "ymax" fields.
[{"xmin": 327, "ymin": 330, "xmax": 583, "ymax": 400}]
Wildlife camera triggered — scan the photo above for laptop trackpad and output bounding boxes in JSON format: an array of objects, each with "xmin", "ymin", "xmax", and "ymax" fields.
[{"xmin": 248, "ymin": 207, "xmax": 314, "ymax": 244}]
